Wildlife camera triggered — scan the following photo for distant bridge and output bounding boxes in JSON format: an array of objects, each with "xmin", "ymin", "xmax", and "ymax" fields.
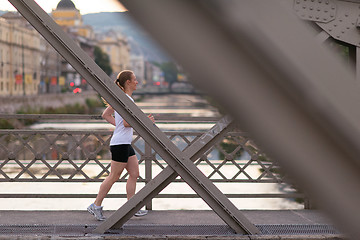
[{"xmin": 133, "ymin": 85, "xmax": 204, "ymax": 96}]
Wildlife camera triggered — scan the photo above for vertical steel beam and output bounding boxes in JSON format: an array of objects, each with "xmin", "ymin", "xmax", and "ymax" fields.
[
  {"xmin": 144, "ymin": 142, "xmax": 153, "ymax": 210},
  {"xmin": 94, "ymin": 116, "xmax": 236, "ymax": 233},
  {"xmin": 356, "ymin": 47, "xmax": 360, "ymax": 82},
  {"xmin": 117, "ymin": 0, "xmax": 360, "ymax": 238},
  {"xmin": 8, "ymin": 0, "xmax": 259, "ymax": 235}
]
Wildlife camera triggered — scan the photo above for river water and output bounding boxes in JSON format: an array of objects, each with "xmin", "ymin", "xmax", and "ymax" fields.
[{"xmin": 0, "ymin": 94, "xmax": 303, "ymax": 211}]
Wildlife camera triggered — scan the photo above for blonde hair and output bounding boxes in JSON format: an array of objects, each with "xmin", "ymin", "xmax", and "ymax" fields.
[
  {"xmin": 115, "ymin": 70, "xmax": 134, "ymax": 92},
  {"xmin": 102, "ymin": 70, "xmax": 134, "ymax": 107}
]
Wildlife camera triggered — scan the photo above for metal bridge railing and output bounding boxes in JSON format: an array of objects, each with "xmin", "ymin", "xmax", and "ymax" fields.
[{"xmin": 0, "ymin": 114, "xmax": 304, "ymax": 209}]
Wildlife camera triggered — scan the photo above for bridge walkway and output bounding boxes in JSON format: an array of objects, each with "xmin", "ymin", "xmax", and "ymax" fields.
[{"xmin": 0, "ymin": 210, "xmax": 345, "ymax": 239}]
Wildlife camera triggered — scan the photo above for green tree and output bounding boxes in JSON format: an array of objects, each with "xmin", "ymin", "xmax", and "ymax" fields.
[
  {"xmin": 153, "ymin": 61, "xmax": 178, "ymax": 91},
  {"xmin": 94, "ymin": 46, "xmax": 113, "ymax": 76}
]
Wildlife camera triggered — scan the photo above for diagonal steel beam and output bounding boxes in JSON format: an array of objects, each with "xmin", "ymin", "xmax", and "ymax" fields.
[
  {"xmin": 94, "ymin": 115, "xmax": 236, "ymax": 233},
  {"xmin": 118, "ymin": 0, "xmax": 360, "ymax": 238},
  {"xmin": 8, "ymin": 0, "xmax": 259, "ymax": 235}
]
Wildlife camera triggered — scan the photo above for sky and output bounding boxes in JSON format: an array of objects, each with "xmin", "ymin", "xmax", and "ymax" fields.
[{"xmin": 1, "ymin": 0, "xmax": 127, "ymax": 14}]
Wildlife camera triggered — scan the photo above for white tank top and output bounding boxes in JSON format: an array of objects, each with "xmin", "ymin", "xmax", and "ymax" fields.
[{"xmin": 109, "ymin": 95, "xmax": 134, "ymax": 146}]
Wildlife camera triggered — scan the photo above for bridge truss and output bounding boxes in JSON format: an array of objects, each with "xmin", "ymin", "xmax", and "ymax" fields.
[{"xmin": 7, "ymin": 0, "xmax": 360, "ymax": 239}]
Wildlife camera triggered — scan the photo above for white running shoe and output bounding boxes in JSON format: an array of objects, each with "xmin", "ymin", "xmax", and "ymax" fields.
[
  {"xmin": 134, "ymin": 209, "xmax": 148, "ymax": 217},
  {"xmin": 87, "ymin": 203, "xmax": 106, "ymax": 221}
]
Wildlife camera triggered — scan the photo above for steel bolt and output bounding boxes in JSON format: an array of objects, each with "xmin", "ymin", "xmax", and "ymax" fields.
[
  {"xmin": 89, "ymin": 153, "xmax": 97, "ymax": 160},
  {"xmin": 8, "ymin": 152, "xmax": 15, "ymax": 160}
]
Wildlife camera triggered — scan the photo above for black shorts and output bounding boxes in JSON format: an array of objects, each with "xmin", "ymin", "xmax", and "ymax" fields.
[{"xmin": 110, "ymin": 144, "xmax": 135, "ymax": 163}]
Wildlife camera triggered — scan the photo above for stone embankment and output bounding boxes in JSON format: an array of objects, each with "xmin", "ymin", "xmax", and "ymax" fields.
[{"xmin": 0, "ymin": 91, "xmax": 99, "ymax": 113}]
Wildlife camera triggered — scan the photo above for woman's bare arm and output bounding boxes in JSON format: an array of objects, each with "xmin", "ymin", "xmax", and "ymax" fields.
[
  {"xmin": 102, "ymin": 106, "xmax": 115, "ymax": 126},
  {"xmin": 103, "ymin": 106, "xmax": 155, "ymax": 128}
]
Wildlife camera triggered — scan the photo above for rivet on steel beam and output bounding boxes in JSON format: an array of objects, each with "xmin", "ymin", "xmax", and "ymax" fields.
[
  {"xmin": 89, "ymin": 153, "xmax": 97, "ymax": 160},
  {"xmin": 62, "ymin": 153, "xmax": 69, "ymax": 160},
  {"xmin": 8, "ymin": 152, "xmax": 15, "ymax": 160}
]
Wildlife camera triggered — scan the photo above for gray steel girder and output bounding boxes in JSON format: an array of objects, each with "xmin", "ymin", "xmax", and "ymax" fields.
[
  {"xmin": 294, "ymin": 0, "xmax": 360, "ymax": 47},
  {"xmin": 7, "ymin": 0, "xmax": 259, "ymax": 235},
  {"xmin": 118, "ymin": 0, "xmax": 360, "ymax": 239}
]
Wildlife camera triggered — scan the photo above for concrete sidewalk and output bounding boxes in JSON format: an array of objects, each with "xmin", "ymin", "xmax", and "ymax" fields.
[{"xmin": 0, "ymin": 210, "xmax": 346, "ymax": 239}]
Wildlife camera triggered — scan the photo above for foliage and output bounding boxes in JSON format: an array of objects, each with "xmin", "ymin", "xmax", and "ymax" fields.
[
  {"xmin": 218, "ymin": 137, "xmax": 244, "ymax": 160},
  {"xmin": 12, "ymin": 97, "xmax": 104, "ymax": 128},
  {"xmin": 0, "ymin": 119, "xmax": 14, "ymax": 129},
  {"xmin": 94, "ymin": 46, "xmax": 113, "ymax": 76},
  {"xmin": 153, "ymin": 61, "xmax": 178, "ymax": 89},
  {"xmin": 85, "ymin": 97, "xmax": 104, "ymax": 113}
]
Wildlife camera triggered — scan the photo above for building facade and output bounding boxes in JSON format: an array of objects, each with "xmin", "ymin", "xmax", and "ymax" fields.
[
  {"xmin": 97, "ymin": 30, "xmax": 130, "ymax": 79},
  {"xmin": 0, "ymin": 13, "xmax": 41, "ymax": 96},
  {"xmin": 51, "ymin": 0, "xmax": 95, "ymax": 92},
  {"xmin": 130, "ymin": 55, "xmax": 145, "ymax": 87},
  {"xmin": 39, "ymin": 37, "xmax": 62, "ymax": 94},
  {"xmin": 0, "ymin": 0, "xmax": 131, "ymax": 96}
]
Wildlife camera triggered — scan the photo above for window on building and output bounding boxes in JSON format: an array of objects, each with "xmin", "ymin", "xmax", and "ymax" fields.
[{"xmin": 0, "ymin": 82, "xmax": 3, "ymax": 91}]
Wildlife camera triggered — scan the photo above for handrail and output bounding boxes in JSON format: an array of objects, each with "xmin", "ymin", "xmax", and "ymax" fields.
[{"xmin": 0, "ymin": 114, "xmax": 221, "ymax": 122}]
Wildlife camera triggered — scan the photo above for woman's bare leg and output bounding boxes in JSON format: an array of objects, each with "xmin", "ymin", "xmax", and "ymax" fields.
[
  {"xmin": 94, "ymin": 160, "xmax": 127, "ymax": 206},
  {"xmin": 125, "ymin": 155, "xmax": 139, "ymax": 200}
]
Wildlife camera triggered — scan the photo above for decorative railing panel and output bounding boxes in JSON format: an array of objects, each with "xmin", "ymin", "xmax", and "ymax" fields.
[{"xmin": 0, "ymin": 115, "xmax": 304, "ymax": 207}]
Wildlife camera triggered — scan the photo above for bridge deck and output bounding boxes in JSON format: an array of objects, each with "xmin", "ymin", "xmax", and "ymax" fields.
[{"xmin": 0, "ymin": 210, "xmax": 345, "ymax": 239}]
